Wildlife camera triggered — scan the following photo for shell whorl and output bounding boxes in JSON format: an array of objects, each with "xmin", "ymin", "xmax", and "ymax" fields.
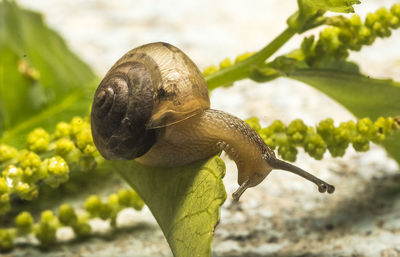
[{"xmin": 91, "ymin": 60, "xmax": 158, "ymax": 160}]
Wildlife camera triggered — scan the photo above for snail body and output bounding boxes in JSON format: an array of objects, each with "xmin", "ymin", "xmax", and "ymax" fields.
[{"xmin": 91, "ymin": 42, "xmax": 334, "ymax": 201}]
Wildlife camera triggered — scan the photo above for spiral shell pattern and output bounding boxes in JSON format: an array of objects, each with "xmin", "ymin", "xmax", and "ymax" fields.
[{"xmin": 91, "ymin": 61, "xmax": 156, "ymax": 159}]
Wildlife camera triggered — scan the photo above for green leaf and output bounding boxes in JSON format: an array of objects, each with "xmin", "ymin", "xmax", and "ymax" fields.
[
  {"xmin": 103, "ymin": 157, "xmax": 226, "ymax": 257},
  {"xmin": 0, "ymin": 46, "xmax": 36, "ymax": 131},
  {"xmin": 289, "ymin": 69, "xmax": 400, "ymax": 163},
  {"xmin": 0, "ymin": 0, "xmax": 98, "ymax": 147}
]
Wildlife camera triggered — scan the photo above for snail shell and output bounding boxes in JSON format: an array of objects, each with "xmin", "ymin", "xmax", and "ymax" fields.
[{"xmin": 91, "ymin": 42, "xmax": 209, "ymax": 160}]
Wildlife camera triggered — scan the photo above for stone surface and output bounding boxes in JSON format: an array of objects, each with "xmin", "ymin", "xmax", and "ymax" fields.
[{"xmin": 7, "ymin": 0, "xmax": 400, "ymax": 256}]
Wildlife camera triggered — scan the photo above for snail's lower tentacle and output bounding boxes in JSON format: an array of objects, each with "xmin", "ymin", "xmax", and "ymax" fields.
[{"xmin": 232, "ymin": 179, "xmax": 250, "ymax": 202}]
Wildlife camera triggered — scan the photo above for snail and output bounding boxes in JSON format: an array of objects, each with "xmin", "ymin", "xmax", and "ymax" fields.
[{"xmin": 90, "ymin": 42, "xmax": 335, "ymax": 201}]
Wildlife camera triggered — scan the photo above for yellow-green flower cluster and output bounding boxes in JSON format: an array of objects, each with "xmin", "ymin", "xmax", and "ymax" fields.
[
  {"xmin": 300, "ymin": 4, "xmax": 400, "ymax": 67},
  {"xmin": 0, "ymin": 144, "xmax": 18, "ymax": 163},
  {"xmin": 42, "ymin": 156, "xmax": 69, "ymax": 188},
  {"xmin": 0, "ymin": 117, "xmax": 98, "ymax": 214},
  {"xmin": 85, "ymin": 188, "xmax": 144, "ymax": 226},
  {"xmin": 34, "ymin": 210, "xmax": 60, "ymax": 246},
  {"xmin": 317, "ymin": 117, "xmax": 398, "ymax": 156},
  {"xmin": 18, "ymin": 207, "xmax": 89, "ymax": 247},
  {"xmin": 0, "ymin": 188, "xmax": 144, "ymax": 251},
  {"xmin": 0, "ymin": 177, "xmax": 10, "ymax": 214},
  {"xmin": 27, "ymin": 128, "xmax": 50, "ymax": 153},
  {"xmin": 55, "ymin": 117, "xmax": 96, "ymax": 157},
  {"xmin": 246, "ymin": 116, "xmax": 399, "ymax": 161},
  {"xmin": 15, "ymin": 211, "xmax": 34, "ymax": 235},
  {"xmin": 0, "ymin": 151, "xmax": 70, "ymax": 209},
  {"xmin": 0, "ymin": 228, "xmax": 15, "ymax": 251},
  {"xmin": 55, "ymin": 117, "xmax": 97, "ymax": 172},
  {"xmin": 202, "ymin": 52, "xmax": 255, "ymax": 77}
]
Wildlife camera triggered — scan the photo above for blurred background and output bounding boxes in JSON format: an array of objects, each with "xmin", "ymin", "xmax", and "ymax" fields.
[{"xmin": 5, "ymin": 0, "xmax": 400, "ymax": 256}]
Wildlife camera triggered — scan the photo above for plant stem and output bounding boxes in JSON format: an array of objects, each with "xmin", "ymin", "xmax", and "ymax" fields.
[{"xmin": 205, "ymin": 27, "xmax": 297, "ymax": 90}]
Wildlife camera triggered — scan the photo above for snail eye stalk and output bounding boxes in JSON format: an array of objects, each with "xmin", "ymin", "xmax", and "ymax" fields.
[{"xmin": 265, "ymin": 156, "xmax": 335, "ymax": 194}]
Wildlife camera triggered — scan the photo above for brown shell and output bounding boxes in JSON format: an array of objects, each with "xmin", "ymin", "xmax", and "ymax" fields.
[
  {"xmin": 90, "ymin": 42, "xmax": 210, "ymax": 160},
  {"xmin": 110, "ymin": 42, "xmax": 210, "ymax": 128}
]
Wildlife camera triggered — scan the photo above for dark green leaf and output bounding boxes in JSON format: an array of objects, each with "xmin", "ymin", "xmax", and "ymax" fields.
[
  {"xmin": 0, "ymin": 0, "xmax": 98, "ymax": 147},
  {"xmin": 103, "ymin": 157, "xmax": 226, "ymax": 257}
]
